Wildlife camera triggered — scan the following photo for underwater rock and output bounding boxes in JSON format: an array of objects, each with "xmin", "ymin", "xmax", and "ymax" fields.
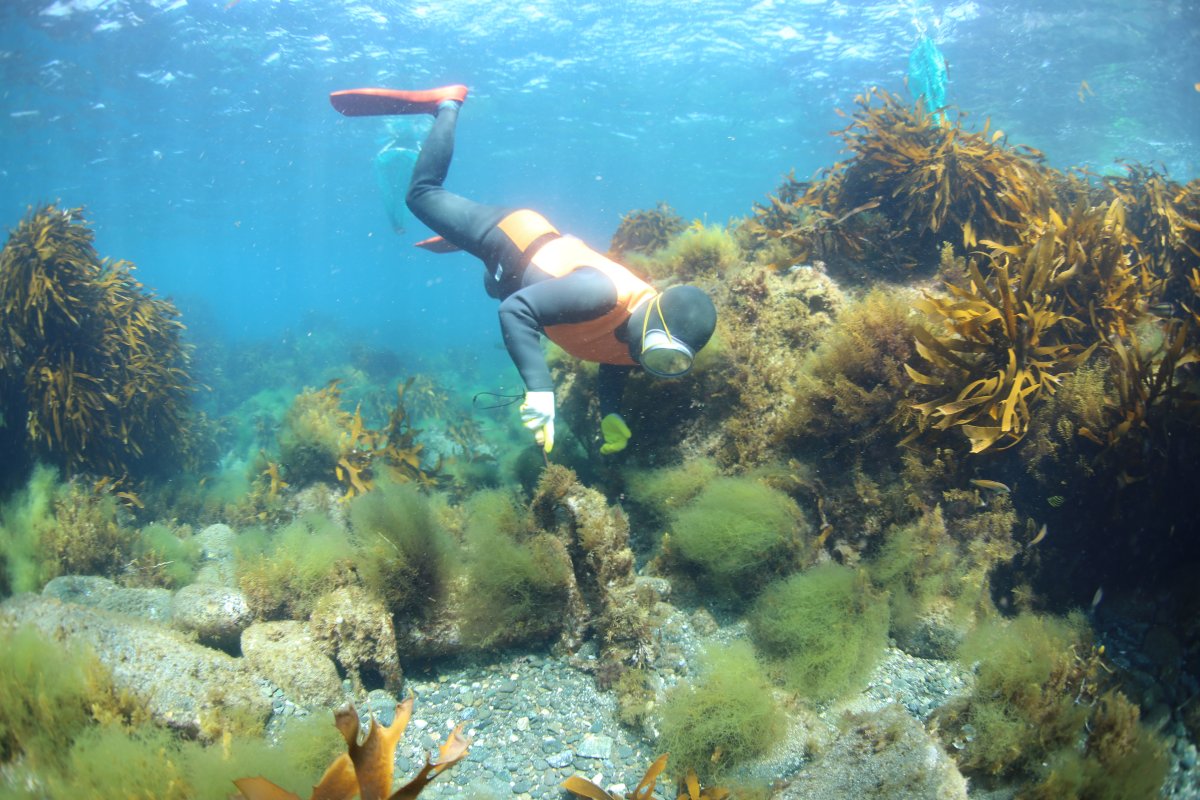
[
  {"xmin": 240, "ymin": 620, "xmax": 344, "ymax": 709},
  {"xmin": 171, "ymin": 583, "xmax": 254, "ymax": 652},
  {"xmin": 309, "ymin": 584, "xmax": 403, "ymax": 694},
  {"xmin": 891, "ymin": 598, "xmax": 969, "ymax": 661},
  {"xmin": 193, "ymin": 522, "xmax": 238, "ymax": 587},
  {"xmin": 0, "ymin": 593, "xmax": 271, "ymax": 738},
  {"xmin": 779, "ymin": 704, "xmax": 967, "ymax": 800},
  {"xmin": 42, "ymin": 575, "xmax": 173, "ymax": 623},
  {"xmin": 531, "ymin": 466, "xmax": 654, "ymax": 675}
]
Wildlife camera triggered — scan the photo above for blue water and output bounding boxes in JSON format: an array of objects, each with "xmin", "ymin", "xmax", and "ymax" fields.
[{"xmin": 2, "ymin": 0, "xmax": 1197, "ymax": 360}]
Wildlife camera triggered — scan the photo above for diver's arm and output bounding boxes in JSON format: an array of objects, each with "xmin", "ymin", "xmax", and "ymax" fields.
[{"xmin": 497, "ymin": 267, "xmax": 619, "ymax": 391}]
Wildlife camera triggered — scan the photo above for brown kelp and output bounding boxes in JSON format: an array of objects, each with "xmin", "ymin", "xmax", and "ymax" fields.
[
  {"xmin": 906, "ymin": 241, "xmax": 1097, "ymax": 453},
  {"xmin": 233, "ymin": 697, "xmax": 469, "ymax": 800},
  {"xmin": 745, "ymin": 88, "xmax": 1058, "ymax": 275},
  {"xmin": 0, "ymin": 205, "xmax": 195, "ymax": 481},
  {"xmin": 609, "ymin": 202, "xmax": 687, "ymax": 259},
  {"xmin": 274, "ymin": 378, "xmax": 441, "ymax": 502}
]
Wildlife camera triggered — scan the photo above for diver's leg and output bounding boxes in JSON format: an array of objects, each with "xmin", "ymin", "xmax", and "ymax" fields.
[{"xmin": 406, "ymin": 103, "xmax": 511, "ymax": 258}]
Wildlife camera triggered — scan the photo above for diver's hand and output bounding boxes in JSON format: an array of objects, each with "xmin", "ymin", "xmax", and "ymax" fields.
[
  {"xmin": 600, "ymin": 413, "xmax": 632, "ymax": 455},
  {"xmin": 520, "ymin": 391, "xmax": 555, "ymax": 454}
]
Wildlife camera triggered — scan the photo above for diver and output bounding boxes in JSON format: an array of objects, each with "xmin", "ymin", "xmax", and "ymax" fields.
[{"xmin": 329, "ymin": 84, "xmax": 717, "ymax": 456}]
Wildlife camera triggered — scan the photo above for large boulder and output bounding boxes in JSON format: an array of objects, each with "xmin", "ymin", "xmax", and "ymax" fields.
[
  {"xmin": 192, "ymin": 522, "xmax": 238, "ymax": 587},
  {"xmin": 43, "ymin": 575, "xmax": 172, "ymax": 623},
  {"xmin": 309, "ymin": 585, "xmax": 402, "ymax": 694},
  {"xmin": 241, "ymin": 621, "xmax": 344, "ymax": 709},
  {"xmin": 778, "ymin": 704, "xmax": 968, "ymax": 800},
  {"xmin": 171, "ymin": 583, "xmax": 254, "ymax": 651},
  {"xmin": 0, "ymin": 594, "xmax": 271, "ymax": 739}
]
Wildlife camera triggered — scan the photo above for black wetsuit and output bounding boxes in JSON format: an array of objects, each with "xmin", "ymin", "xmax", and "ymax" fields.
[{"xmin": 405, "ymin": 103, "xmax": 631, "ymax": 415}]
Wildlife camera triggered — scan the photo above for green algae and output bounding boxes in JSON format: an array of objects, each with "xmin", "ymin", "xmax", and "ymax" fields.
[
  {"xmin": 749, "ymin": 564, "xmax": 889, "ymax": 701},
  {"xmin": 657, "ymin": 640, "xmax": 785, "ymax": 782}
]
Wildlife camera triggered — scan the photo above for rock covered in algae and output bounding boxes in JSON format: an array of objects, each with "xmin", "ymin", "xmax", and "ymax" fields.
[
  {"xmin": 779, "ymin": 704, "xmax": 967, "ymax": 800},
  {"xmin": 171, "ymin": 582, "xmax": 254, "ymax": 652},
  {"xmin": 42, "ymin": 574, "xmax": 173, "ymax": 623},
  {"xmin": 241, "ymin": 620, "xmax": 345, "ymax": 709},
  {"xmin": 0, "ymin": 593, "xmax": 271, "ymax": 738},
  {"xmin": 309, "ymin": 584, "xmax": 403, "ymax": 694},
  {"xmin": 531, "ymin": 465, "xmax": 654, "ymax": 672}
]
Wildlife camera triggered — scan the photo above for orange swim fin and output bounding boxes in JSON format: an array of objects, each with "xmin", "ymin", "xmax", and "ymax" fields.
[
  {"xmin": 329, "ymin": 85, "xmax": 468, "ymax": 117},
  {"xmin": 414, "ymin": 235, "xmax": 462, "ymax": 253}
]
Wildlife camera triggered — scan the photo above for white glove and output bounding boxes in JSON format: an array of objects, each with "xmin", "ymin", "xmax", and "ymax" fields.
[{"xmin": 519, "ymin": 390, "xmax": 555, "ymax": 453}]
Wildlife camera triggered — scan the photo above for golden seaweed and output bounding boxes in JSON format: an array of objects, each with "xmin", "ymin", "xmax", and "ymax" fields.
[
  {"xmin": 234, "ymin": 697, "xmax": 469, "ymax": 800},
  {"xmin": 0, "ymin": 204, "xmax": 196, "ymax": 482}
]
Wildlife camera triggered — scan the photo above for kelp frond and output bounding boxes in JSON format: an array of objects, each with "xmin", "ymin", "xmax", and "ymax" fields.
[
  {"xmin": 233, "ymin": 697, "xmax": 470, "ymax": 800},
  {"xmin": 907, "ymin": 245, "xmax": 1095, "ymax": 453}
]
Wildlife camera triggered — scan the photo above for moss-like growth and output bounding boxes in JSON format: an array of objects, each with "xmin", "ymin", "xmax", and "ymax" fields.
[
  {"xmin": 935, "ymin": 612, "xmax": 1168, "ymax": 795},
  {"xmin": 782, "ymin": 286, "xmax": 918, "ymax": 453},
  {"xmin": 657, "ymin": 640, "xmax": 785, "ymax": 782},
  {"xmin": 868, "ymin": 505, "xmax": 979, "ymax": 652},
  {"xmin": 623, "ymin": 458, "xmax": 720, "ymax": 528},
  {"xmin": 666, "ymin": 476, "xmax": 804, "ymax": 599},
  {"xmin": 645, "ymin": 224, "xmax": 742, "ymax": 283},
  {"xmin": 236, "ymin": 513, "xmax": 357, "ymax": 619},
  {"xmin": 35, "ymin": 480, "xmax": 134, "ymax": 586},
  {"xmin": 0, "ymin": 625, "xmax": 111, "ymax": 767},
  {"xmin": 278, "ymin": 383, "xmax": 347, "ymax": 487},
  {"xmin": 459, "ymin": 490, "xmax": 572, "ymax": 647},
  {"xmin": 349, "ymin": 479, "xmax": 455, "ymax": 619},
  {"xmin": 749, "ymin": 564, "xmax": 889, "ymax": 701},
  {"xmin": 0, "ymin": 463, "xmax": 57, "ymax": 596},
  {"xmin": 125, "ymin": 522, "xmax": 200, "ymax": 589}
]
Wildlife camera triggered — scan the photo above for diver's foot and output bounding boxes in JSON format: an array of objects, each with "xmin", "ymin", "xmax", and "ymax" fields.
[{"xmin": 329, "ymin": 84, "xmax": 468, "ymax": 117}]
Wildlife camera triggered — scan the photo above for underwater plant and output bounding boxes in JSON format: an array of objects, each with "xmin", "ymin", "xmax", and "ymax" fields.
[
  {"xmin": 0, "ymin": 624, "xmax": 118, "ymax": 769},
  {"xmin": 0, "ymin": 204, "xmax": 196, "ymax": 482},
  {"xmin": 349, "ymin": 479, "xmax": 455, "ymax": 620},
  {"xmin": 1103, "ymin": 164, "xmax": 1200, "ymax": 302},
  {"xmin": 276, "ymin": 379, "xmax": 442, "ymax": 502},
  {"xmin": 609, "ymin": 202, "xmax": 687, "ymax": 258},
  {"xmin": 748, "ymin": 564, "xmax": 889, "ymax": 701},
  {"xmin": 933, "ymin": 612, "xmax": 1167, "ymax": 796},
  {"xmin": 745, "ymin": 89, "xmax": 1057, "ymax": 275},
  {"xmin": 232, "ymin": 696, "xmax": 470, "ymax": 800},
  {"xmin": 458, "ymin": 489, "xmax": 572, "ymax": 647},
  {"xmin": 639, "ymin": 223, "xmax": 742, "ymax": 284},
  {"xmin": 906, "ymin": 240, "xmax": 1097, "ymax": 453},
  {"xmin": 665, "ymin": 476, "xmax": 804, "ymax": 600},
  {"xmin": 656, "ymin": 640, "xmax": 785, "ymax": 782},
  {"xmin": 781, "ymin": 286, "xmax": 918, "ymax": 454},
  {"xmin": 236, "ymin": 513, "xmax": 358, "ymax": 620}
]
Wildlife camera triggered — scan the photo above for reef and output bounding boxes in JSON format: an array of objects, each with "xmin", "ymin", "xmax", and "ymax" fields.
[{"xmin": 0, "ymin": 205, "xmax": 197, "ymax": 485}]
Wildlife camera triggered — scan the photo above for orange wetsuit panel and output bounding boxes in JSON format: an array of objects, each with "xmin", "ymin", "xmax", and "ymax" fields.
[{"xmin": 530, "ymin": 236, "xmax": 658, "ymax": 365}]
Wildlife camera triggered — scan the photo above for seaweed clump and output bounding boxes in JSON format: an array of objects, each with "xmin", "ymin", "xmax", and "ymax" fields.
[
  {"xmin": 744, "ymin": 88, "xmax": 1056, "ymax": 277},
  {"xmin": 905, "ymin": 238, "xmax": 1098, "ymax": 453},
  {"xmin": 933, "ymin": 612, "xmax": 1167, "ymax": 798},
  {"xmin": 663, "ymin": 476, "xmax": 805, "ymax": 601},
  {"xmin": 657, "ymin": 641, "xmax": 785, "ymax": 782},
  {"xmin": 275, "ymin": 378, "xmax": 440, "ymax": 502},
  {"xmin": 0, "ymin": 205, "xmax": 196, "ymax": 483},
  {"xmin": 458, "ymin": 489, "xmax": 573, "ymax": 647},
  {"xmin": 749, "ymin": 564, "xmax": 889, "ymax": 700},
  {"xmin": 609, "ymin": 202, "xmax": 687, "ymax": 259}
]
